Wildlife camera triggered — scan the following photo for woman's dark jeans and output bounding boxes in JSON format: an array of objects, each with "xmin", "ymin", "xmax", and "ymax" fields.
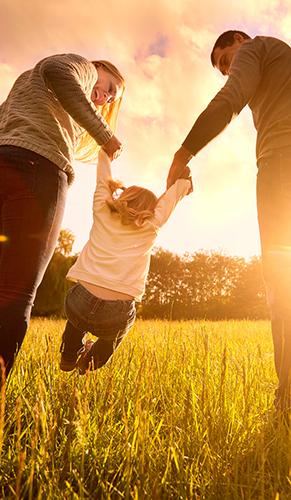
[
  {"xmin": 0, "ymin": 146, "xmax": 68, "ymax": 378},
  {"xmin": 257, "ymin": 147, "xmax": 291, "ymax": 408},
  {"xmin": 61, "ymin": 283, "xmax": 136, "ymax": 370}
]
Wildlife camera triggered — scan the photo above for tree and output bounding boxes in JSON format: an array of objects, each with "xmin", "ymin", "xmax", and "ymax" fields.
[
  {"xmin": 230, "ymin": 255, "xmax": 269, "ymax": 319},
  {"xmin": 181, "ymin": 250, "xmax": 243, "ymax": 319},
  {"xmin": 32, "ymin": 229, "xmax": 78, "ymax": 316},
  {"xmin": 141, "ymin": 247, "xmax": 185, "ymax": 319},
  {"xmin": 55, "ymin": 228, "xmax": 75, "ymax": 256},
  {"xmin": 140, "ymin": 248, "xmax": 269, "ymax": 320}
]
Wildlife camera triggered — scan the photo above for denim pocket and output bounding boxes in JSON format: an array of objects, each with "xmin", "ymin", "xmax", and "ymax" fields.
[{"xmin": 279, "ymin": 154, "xmax": 291, "ymax": 198}]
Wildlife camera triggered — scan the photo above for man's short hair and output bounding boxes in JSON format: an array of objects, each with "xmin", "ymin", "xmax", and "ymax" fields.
[{"xmin": 210, "ymin": 30, "xmax": 251, "ymax": 66}]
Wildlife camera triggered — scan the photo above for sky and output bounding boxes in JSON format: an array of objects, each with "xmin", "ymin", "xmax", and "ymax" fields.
[{"xmin": 0, "ymin": 0, "xmax": 290, "ymax": 259}]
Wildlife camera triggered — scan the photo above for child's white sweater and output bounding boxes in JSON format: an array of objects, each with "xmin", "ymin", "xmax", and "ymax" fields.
[{"xmin": 67, "ymin": 150, "xmax": 190, "ymax": 301}]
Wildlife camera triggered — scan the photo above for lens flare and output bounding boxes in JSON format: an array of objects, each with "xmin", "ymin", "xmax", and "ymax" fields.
[
  {"xmin": 269, "ymin": 246, "xmax": 291, "ymax": 256},
  {"xmin": 0, "ymin": 235, "xmax": 8, "ymax": 242}
]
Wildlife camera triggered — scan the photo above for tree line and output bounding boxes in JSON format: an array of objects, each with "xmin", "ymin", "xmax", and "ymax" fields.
[
  {"xmin": 140, "ymin": 247, "xmax": 268, "ymax": 320},
  {"xmin": 32, "ymin": 229, "xmax": 269, "ymax": 320}
]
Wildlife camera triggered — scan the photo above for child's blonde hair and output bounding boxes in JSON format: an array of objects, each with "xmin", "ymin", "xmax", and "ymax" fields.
[
  {"xmin": 106, "ymin": 179, "xmax": 158, "ymax": 228},
  {"xmin": 75, "ymin": 60, "xmax": 125, "ymax": 163}
]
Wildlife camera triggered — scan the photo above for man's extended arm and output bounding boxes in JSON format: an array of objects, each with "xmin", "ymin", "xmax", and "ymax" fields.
[
  {"xmin": 167, "ymin": 101, "xmax": 233, "ymax": 189},
  {"xmin": 167, "ymin": 39, "xmax": 261, "ymax": 189}
]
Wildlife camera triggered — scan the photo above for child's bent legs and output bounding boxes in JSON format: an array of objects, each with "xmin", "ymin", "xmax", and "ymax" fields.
[
  {"xmin": 61, "ymin": 320, "xmax": 86, "ymax": 362},
  {"xmin": 86, "ymin": 330, "xmax": 127, "ymax": 369},
  {"xmin": 62, "ymin": 283, "xmax": 136, "ymax": 371}
]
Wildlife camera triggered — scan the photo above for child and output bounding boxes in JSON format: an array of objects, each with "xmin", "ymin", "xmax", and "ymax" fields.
[{"xmin": 60, "ymin": 149, "xmax": 192, "ymax": 374}]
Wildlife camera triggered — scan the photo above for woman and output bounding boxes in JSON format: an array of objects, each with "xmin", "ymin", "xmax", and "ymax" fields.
[
  {"xmin": 60, "ymin": 149, "xmax": 192, "ymax": 374},
  {"xmin": 0, "ymin": 53, "xmax": 125, "ymax": 381}
]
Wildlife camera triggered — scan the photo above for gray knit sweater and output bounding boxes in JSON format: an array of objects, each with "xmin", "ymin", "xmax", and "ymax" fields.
[
  {"xmin": 0, "ymin": 53, "xmax": 113, "ymax": 185},
  {"xmin": 183, "ymin": 36, "xmax": 291, "ymax": 160}
]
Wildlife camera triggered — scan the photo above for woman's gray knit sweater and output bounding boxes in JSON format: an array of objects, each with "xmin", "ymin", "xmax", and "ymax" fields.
[{"xmin": 0, "ymin": 53, "xmax": 113, "ymax": 185}]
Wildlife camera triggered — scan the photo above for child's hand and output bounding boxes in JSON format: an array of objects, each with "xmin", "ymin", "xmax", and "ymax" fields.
[
  {"xmin": 179, "ymin": 166, "xmax": 194, "ymax": 195},
  {"xmin": 179, "ymin": 165, "xmax": 191, "ymax": 179}
]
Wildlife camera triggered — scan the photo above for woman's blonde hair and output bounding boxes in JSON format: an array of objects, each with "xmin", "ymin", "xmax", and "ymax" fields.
[
  {"xmin": 75, "ymin": 60, "xmax": 125, "ymax": 163},
  {"xmin": 106, "ymin": 179, "xmax": 158, "ymax": 228}
]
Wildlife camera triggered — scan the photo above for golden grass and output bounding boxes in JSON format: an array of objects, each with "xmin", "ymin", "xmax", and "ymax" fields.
[{"xmin": 0, "ymin": 318, "xmax": 290, "ymax": 499}]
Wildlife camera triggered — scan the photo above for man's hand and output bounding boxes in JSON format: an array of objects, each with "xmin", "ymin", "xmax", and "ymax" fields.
[
  {"xmin": 167, "ymin": 146, "xmax": 193, "ymax": 189},
  {"xmin": 101, "ymin": 135, "xmax": 123, "ymax": 161}
]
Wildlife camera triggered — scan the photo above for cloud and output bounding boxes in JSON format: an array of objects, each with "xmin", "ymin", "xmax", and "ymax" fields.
[
  {"xmin": 149, "ymin": 34, "xmax": 169, "ymax": 58},
  {"xmin": 0, "ymin": 0, "xmax": 290, "ymax": 258},
  {"xmin": 135, "ymin": 34, "xmax": 170, "ymax": 63}
]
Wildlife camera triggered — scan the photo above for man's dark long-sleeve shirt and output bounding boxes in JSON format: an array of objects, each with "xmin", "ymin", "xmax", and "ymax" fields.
[{"xmin": 183, "ymin": 36, "xmax": 291, "ymax": 160}]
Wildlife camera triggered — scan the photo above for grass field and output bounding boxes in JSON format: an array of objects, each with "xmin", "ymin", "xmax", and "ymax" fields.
[{"xmin": 0, "ymin": 318, "xmax": 290, "ymax": 499}]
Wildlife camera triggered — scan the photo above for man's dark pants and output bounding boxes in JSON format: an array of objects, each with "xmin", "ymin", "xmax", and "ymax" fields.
[{"xmin": 257, "ymin": 146, "xmax": 291, "ymax": 408}]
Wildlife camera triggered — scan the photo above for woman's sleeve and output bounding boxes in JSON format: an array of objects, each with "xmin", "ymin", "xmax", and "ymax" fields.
[
  {"xmin": 39, "ymin": 53, "xmax": 113, "ymax": 146},
  {"xmin": 152, "ymin": 179, "xmax": 190, "ymax": 229}
]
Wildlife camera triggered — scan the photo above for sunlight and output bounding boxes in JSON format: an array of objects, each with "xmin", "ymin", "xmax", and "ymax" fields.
[{"xmin": 195, "ymin": 185, "xmax": 254, "ymax": 226}]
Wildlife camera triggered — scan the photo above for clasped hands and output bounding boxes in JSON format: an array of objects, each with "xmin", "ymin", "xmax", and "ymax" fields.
[
  {"xmin": 102, "ymin": 139, "xmax": 194, "ymax": 195},
  {"xmin": 101, "ymin": 134, "xmax": 123, "ymax": 161},
  {"xmin": 166, "ymin": 146, "xmax": 194, "ymax": 195}
]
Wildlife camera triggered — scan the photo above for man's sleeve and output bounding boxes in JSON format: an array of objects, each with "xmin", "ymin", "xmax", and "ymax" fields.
[
  {"xmin": 183, "ymin": 40, "xmax": 262, "ymax": 156},
  {"xmin": 182, "ymin": 100, "xmax": 234, "ymax": 156}
]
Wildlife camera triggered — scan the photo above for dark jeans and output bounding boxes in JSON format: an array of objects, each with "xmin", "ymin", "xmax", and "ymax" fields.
[
  {"xmin": 257, "ymin": 147, "xmax": 291, "ymax": 408},
  {"xmin": 0, "ymin": 146, "xmax": 68, "ymax": 378},
  {"xmin": 61, "ymin": 283, "xmax": 136, "ymax": 370}
]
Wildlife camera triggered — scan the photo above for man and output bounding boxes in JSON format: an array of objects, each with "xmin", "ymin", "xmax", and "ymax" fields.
[{"xmin": 168, "ymin": 30, "xmax": 291, "ymax": 409}]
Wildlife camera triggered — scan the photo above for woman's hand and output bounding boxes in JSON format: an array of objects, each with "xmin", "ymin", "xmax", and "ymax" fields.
[{"xmin": 101, "ymin": 135, "xmax": 123, "ymax": 161}]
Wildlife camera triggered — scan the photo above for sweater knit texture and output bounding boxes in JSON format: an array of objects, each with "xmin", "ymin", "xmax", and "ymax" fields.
[
  {"xmin": 67, "ymin": 150, "xmax": 189, "ymax": 301},
  {"xmin": 183, "ymin": 36, "xmax": 291, "ymax": 160},
  {"xmin": 0, "ymin": 53, "xmax": 113, "ymax": 185}
]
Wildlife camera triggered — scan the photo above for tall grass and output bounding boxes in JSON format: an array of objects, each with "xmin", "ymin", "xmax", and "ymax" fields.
[{"xmin": 0, "ymin": 318, "xmax": 290, "ymax": 499}]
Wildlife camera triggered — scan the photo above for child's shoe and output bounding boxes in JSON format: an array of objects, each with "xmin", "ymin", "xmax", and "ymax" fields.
[
  {"xmin": 60, "ymin": 354, "xmax": 78, "ymax": 372},
  {"xmin": 77, "ymin": 339, "xmax": 95, "ymax": 375}
]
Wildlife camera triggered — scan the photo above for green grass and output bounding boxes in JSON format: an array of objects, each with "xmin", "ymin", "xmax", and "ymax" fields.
[{"xmin": 0, "ymin": 318, "xmax": 291, "ymax": 499}]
